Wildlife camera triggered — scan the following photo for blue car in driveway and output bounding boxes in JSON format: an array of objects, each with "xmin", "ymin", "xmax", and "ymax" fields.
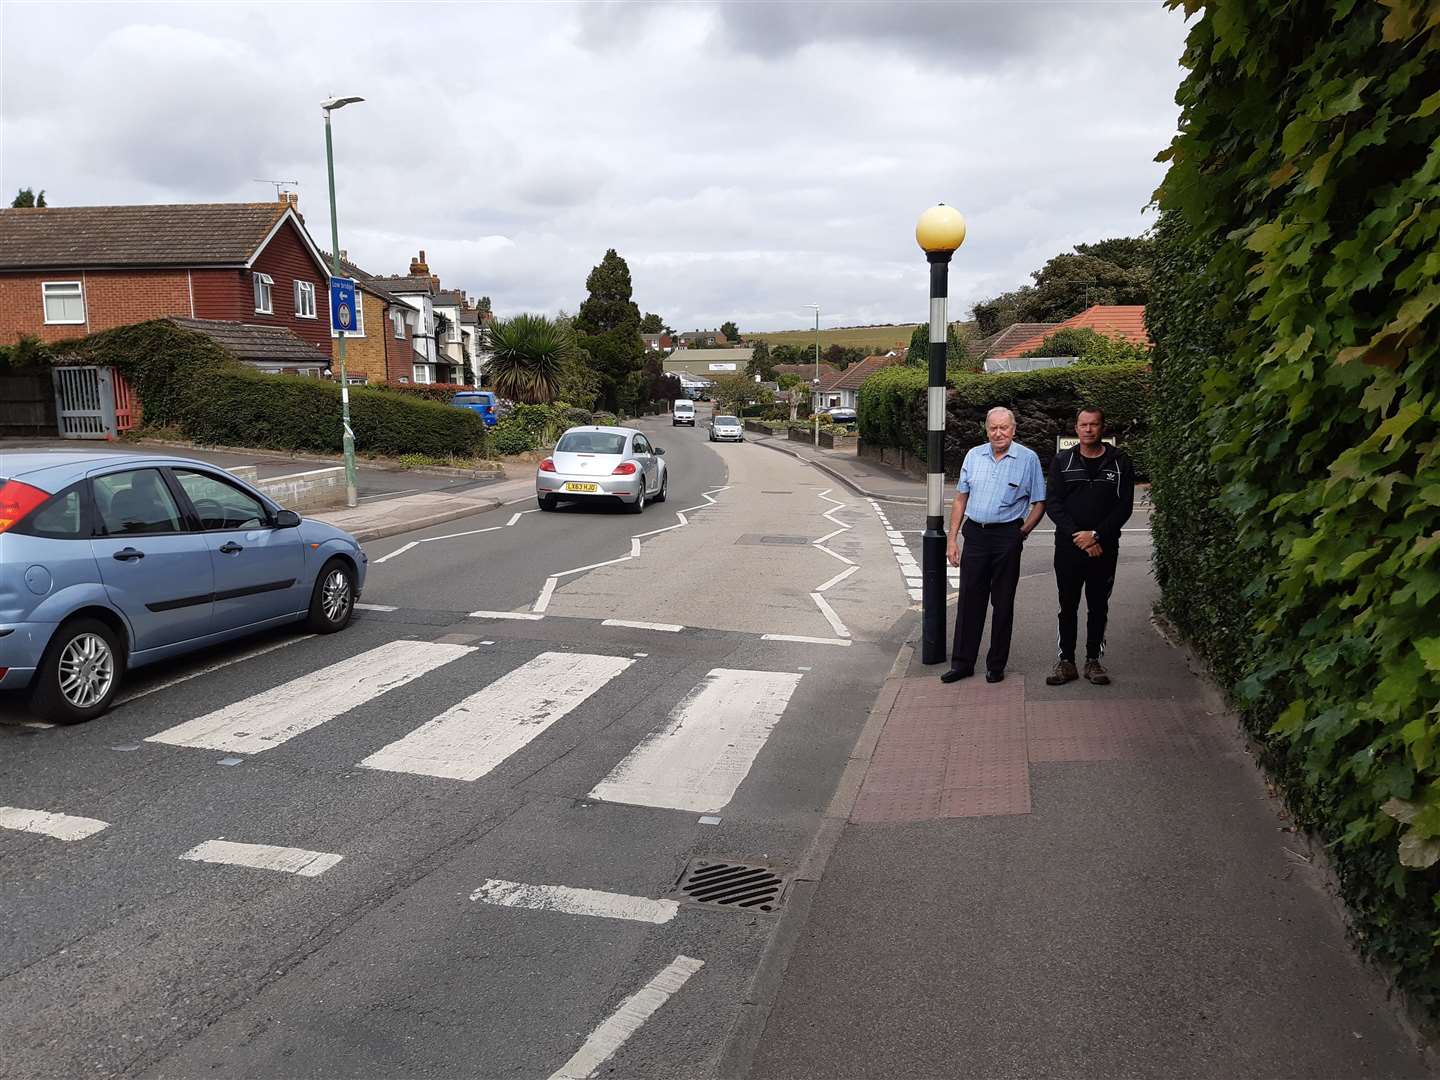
[
  {"xmin": 451, "ymin": 390, "xmax": 500, "ymax": 426},
  {"xmin": 0, "ymin": 452, "xmax": 368, "ymax": 723}
]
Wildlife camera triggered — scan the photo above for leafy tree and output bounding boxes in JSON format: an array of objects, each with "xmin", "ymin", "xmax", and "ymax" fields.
[
  {"xmin": 640, "ymin": 312, "xmax": 665, "ymax": 333},
  {"xmin": 905, "ymin": 323, "xmax": 977, "ymax": 372},
  {"xmin": 486, "ymin": 314, "xmax": 575, "ymax": 403},
  {"xmin": 972, "ymin": 286, "xmax": 1038, "ymax": 337},
  {"xmin": 11, "ymin": 188, "xmax": 45, "ymax": 208},
  {"xmin": 475, "ymin": 295, "xmax": 492, "ymax": 314},
  {"xmin": 574, "ymin": 249, "xmax": 645, "ymax": 411},
  {"xmin": 720, "ymin": 320, "xmax": 739, "ymax": 341},
  {"xmin": 708, "ymin": 373, "xmax": 772, "ymax": 415},
  {"xmin": 1020, "ymin": 326, "xmax": 1150, "ymax": 365},
  {"xmin": 745, "ymin": 340, "xmax": 776, "ymax": 380},
  {"xmin": 970, "ymin": 235, "xmax": 1154, "ymax": 333}
]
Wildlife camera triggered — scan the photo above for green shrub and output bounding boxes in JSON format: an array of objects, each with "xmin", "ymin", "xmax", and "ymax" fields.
[
  {"xmin": 1151, "ymin": 0, "xmax": 1440, "ymax": 1008},
  {"xmin": 562, "ymin": 407, "xmax": 594, "ymax": 428},
  {"xmin": 489, "ymin": 420, "xmax": 538, "ymax": 456},
  {"xmin": 373, "ymin": 381, "xmax": 471, "ymax": 404},
  {"xmin": 1022, "ymin": 326, "xmax": 1150, "ymax": 366}
]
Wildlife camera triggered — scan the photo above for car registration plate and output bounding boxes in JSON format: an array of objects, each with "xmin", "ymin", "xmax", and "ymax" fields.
[{"xmin": 564, "ymin": 482, "xmax": 599, "ymax": 493}]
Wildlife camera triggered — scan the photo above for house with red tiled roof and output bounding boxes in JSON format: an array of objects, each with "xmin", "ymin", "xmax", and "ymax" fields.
[
  {"xmin": 811, "ymin": 354, "xmax": 902, "ymax": 412},
  {"xmin": 0, "ymin": 194, "xmax": 334, "ymax": 360},
  {"xmin": 992, "ymin": 305, "xmax": 1150, "ymax": 359},
  {"xmin": 975, "ymin": 321, "xmax": 1062, "ymax": 360}
]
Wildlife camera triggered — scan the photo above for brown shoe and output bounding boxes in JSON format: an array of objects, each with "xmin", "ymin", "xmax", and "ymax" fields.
[
  {"xmin": 1046, "ymin": 660, "xmax": 1079, "ymax": 686},
  {"xmin": 1084, "ymin": 659, "xmax": 1111, "ymax": 685}
]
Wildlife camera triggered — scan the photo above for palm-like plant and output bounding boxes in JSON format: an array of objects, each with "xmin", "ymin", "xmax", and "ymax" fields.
[{"xmin": 486, "ymin": 314, "xmax": 575, "ymax": 403}]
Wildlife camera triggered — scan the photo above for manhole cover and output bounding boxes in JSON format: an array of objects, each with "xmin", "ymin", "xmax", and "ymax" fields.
[
  {"xmin": 760, "ymin": 490, "xmax": 793, "ymax": 494},
  {"xmin": 668, "ymin": 858, "xmax": 787, "ymax": 912},
  {"xmin": 734, "ymin": 534, "xmax": 813, "ymax": 547}
]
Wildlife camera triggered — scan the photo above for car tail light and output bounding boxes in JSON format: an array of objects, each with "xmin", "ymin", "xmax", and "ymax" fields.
[
  {"xmin": 612, "ymin": 462, "xmax": 637, "ymax": 475},
  {"xmin": 0, "ymin": 480, "xmax": 49, "ymax": 534},
  {"xmin": 539, "ymin": 458, "xmax": 557, "ymax": 473}
]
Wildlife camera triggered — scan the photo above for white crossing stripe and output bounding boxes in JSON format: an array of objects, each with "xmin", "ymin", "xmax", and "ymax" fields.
[
  {"xmin": 146, "ymin": 641, "xmax": 475, "ymax": 754},
  {"xmin": 355, "ymin": 603, "xmax": 397, "ymax": 612},
  {"xmin": 589, "ymin": 668, "xmax": 803, "ymax": 813},
  {"xmin": 181, "ymin": 839, "xmax": 342, "ymax": 877},
  {"xmin": 360, "ymin": 651, "xmax": 634, "ymax": 781},
  {"xmin": 470, "ymin": 878, "xmax": 679, "ymax": 924},
  {"xmin": 602, "ymin": 619, "xmax": 684, "ymax": 633},
  {"xmin": 0, "ymin": 806, "xmax": 109, "ymax": 841},
  {"xmin": 469, "ymin": 610, "xmax": 546, "ymax": 621},
  {"xmin": 549, "ymin": 955, "xmax": 705, "ymax": 1080},
  {"xmin": 809, "ymin": 592, "xmax": 851, "ymax": 638}
]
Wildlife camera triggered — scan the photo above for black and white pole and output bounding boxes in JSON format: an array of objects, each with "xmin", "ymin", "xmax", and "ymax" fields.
[{"xmin": 915, "ymin": 205, "xmax": 967, "ymax": 665}]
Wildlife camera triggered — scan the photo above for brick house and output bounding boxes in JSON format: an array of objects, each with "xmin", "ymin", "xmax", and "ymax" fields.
[
  {"xmin": 0, "ymin": 195, "xmax": 334, "ymax": 362},
  {"xmin": 811, "ymin": 355, "xmax": 901, "ymax": 412}
]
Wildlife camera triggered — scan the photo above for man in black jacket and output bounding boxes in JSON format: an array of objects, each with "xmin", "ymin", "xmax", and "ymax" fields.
[{"xmin": 1044, "ymin": 407, "xmax": 1135, "ymax": 685}]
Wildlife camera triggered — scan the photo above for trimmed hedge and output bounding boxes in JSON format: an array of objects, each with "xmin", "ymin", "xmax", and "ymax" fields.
[
  {"xmin": 858, "ymin": 363, "xmax": 1152, "ymax": 476},
  {"xmin": 373, "ymin": 381, "xmax": 472, "ymax": 404}
]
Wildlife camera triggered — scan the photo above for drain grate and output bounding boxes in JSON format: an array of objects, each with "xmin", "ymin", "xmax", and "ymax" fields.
[{"xmin": 669, "ymin": 858, "xmax": 787, "ymax": 912}]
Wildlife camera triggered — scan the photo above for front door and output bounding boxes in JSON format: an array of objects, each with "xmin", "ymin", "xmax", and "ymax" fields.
[
  {"xmin": 89, "ymin": 467, "xmax": 213, "ymax": 652},
  {"xmin": 170, "ymin": 468, "xmax": 306, "ymax": 632}
]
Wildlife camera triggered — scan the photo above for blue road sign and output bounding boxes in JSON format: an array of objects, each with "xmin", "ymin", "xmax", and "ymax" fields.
[{"xmin": 330, "ymin": 277, "xmax": 357, "ymax": 333}]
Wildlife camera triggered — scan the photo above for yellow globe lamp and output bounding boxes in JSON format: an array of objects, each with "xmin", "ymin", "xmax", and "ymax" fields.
[{"xmin": 915, "ymin": 204, "xmax": 967, "ymax": 256}]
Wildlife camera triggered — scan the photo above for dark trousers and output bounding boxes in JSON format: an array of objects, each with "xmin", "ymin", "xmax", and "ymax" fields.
[
  {"xmin": 1054, "ymin": 542, "xmax": 1119, "ymax": 661},
  {"xmin": 951, "ymin": 519, "xmax": 1024, "ymax": 673}
]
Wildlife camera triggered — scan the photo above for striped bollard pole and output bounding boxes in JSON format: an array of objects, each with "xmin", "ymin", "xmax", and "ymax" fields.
[{"xmin": 915, "ymin": 205, "xmax": 967, "ymax": 665}]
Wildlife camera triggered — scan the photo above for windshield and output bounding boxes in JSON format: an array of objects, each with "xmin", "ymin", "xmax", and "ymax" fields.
[
  {"xmin": 715, "ymin": 416, "xmax": 739, "ymax": 425},
  {"xmin": 675, "ymin": 403, "xmax": 693, "ymax": 411},
  {"xmin": 556, "ymin": 431, "xmax": 628, "ymax": 455}
]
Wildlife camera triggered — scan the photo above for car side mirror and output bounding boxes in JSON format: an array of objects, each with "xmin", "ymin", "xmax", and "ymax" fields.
[
  {"xmin": 273, "ymin": 509, "xmax": 302, "ymax": 528},
  {"xmin": 654, "ymin": 447, "xmax": 665, "ymax": 456}
]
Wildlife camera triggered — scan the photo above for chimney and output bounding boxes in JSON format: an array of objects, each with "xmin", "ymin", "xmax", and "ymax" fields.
[
  {"xmin": 339, "ymin": 249, "xmax": 348, "ymax": 262},
  {"xmin": 409, "ymin": 249, "xmax": 430, "ymax": 277}
]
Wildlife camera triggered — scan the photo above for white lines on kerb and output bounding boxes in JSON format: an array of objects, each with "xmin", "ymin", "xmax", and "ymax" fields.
[
  {"xmin": 0, "ymin": 806, "xmax": 109, "ymax": 841},
  {"xmin": 181, "ymin": 840, "xmax": 342, "ymax": 878},
  {"xmin": 549, "ymin": 956, "xmax": 705, "ymax": 1080},
  {"xmin": 146, "ymin": 640, "xmax": 475, "ymax": 754},
  {"xmin": 373, "ymin": 509, "xmax": 537, "ymax": 564},
  {"xmin": 531, "ymin": 486, "xmax": 728, "ymax": 616},
  {"xmin": 470, "ymin": 878, "xmax": 679, "ymax": 924}
]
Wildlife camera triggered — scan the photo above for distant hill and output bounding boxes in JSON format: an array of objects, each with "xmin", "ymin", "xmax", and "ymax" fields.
[{"xmin": 744, "ymin": 324, "xmax": 918, "ymax": 352}]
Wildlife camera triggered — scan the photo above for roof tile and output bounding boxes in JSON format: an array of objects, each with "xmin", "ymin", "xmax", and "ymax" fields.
[{"xmin": 995, "ymin": 306, "xmax": 1149, "ymax": 358}]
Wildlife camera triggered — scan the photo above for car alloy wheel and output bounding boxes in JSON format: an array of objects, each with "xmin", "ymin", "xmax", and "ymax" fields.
[
  {"xmin": 322, "ymin": 567, "xmax": 352, "ymax": 623},
  {"xmin": 307, "ymin": 558, "xmax": 356, "ymax": 633},
  {"xmin": 57, "ymin": 632, "xmax": 115, "ymax": 710}
]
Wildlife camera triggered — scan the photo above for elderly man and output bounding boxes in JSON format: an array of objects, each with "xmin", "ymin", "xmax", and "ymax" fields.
[{"xmin": 942, "ymin": 407, "xmax": 1046, "ymax": 684}]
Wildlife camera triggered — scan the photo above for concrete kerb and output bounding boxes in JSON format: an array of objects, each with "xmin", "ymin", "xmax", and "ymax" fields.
[
  {"xmin": 341, "ymin": 498, "xmax": 503, "ymax": 544},
  {"xmin": 129, "ymin": 438, "xmax": 504, "ymax": 482},
  {"xmin": 716, "ymin": 640, "xmax": 914, "ymax": 1080},
  {"xmin": 750, "ymin": 436, "xmax": 926, "ymax": 506}
]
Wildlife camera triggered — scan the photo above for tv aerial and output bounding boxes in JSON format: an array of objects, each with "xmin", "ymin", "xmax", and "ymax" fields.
[{"xmin": 254, "ymin": 179, "xmax": 300, "ymax": 199}]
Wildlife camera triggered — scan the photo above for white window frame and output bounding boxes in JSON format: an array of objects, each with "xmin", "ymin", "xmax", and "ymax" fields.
[
  {"xmin": 392, "ymin": 310, "xmax": 406, "ymax": 339},
  {"xmin": 330, "ymin": 289, "xmax": 365, "ymax": 338},
  {"xmin": 294, "ymin": 280, "xmax": 317, "ymax": 319},
  {"xmin": 253, "ymin": 272, "xmax": 274, "ymax": 314},
  {"xmin": 41, "ymin": 281, "xmax": 86, "ymax": 325},
  {"xmin": 412, "ymin": 364, "xmax": 431, "ymax": 385}
]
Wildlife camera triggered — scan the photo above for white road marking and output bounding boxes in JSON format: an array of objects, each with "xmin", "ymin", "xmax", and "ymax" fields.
[
  {"xmin": 602, "ymin": 619, "xmax": 684, "ymax": 633},
  {"xmin": 469, "ymin": 610, "xmax": 546, "ymax": 620},
  {"xmin": 147, "ymin": 641, "xmax": 474, "ymax": 754},
  {"xmin": 505, "ymin": 512, "xmax": 525, "ymax": 527},
  {"xmin": 815, "ymin": 565, "xmax": 859, "ymax": 593},
  {"xmin": 372, "ymin": 541, "xmax": 419, "ymax": 565},
  {"xmin": 355, "ymin": 603, "xmax": 397, "ymax": 612},
  {"xmin": 813, "ymin": 544, "xmax": 855, "ymax": 566},
  {"xmin": 630, "ymin": 538, "xmax": 641, "ymax": 557},
  {"xmin": 360, "ymin": 651, "xmax": 634, "ymax": 781},
  {"xmin": 761, "ymin": 633, "xmax": 852, "ymax": 647},
  {"xmin": 470, "ymin": 878, "xmax": 678, "ymax": 924},
  {"xmin": 181, "ymin": 840, "xmax": 342, "ymax": 877},
  {"xmin": 549, "ymin": 955, "xmax": 705, "ymax": 1080},
  {"xmin": 809, "ymin": 592, "xmax": 851, "ymax": 638},
  {"xmin": 359, "ymin": 488, "xmax": 420, "ymax": 501},
  {"xmin": 590, "ymin": 668, "xmax": 803, "ymax": 812},
  {"xmin": 812, "ymin": 527, "xmax": 848, "ymax": 545},
  {"xmin": 425, "ymin": 525, "xmax": 504, "ymax": 541},
  {"xmin": 534, "ymin": 576, "xmax": 558, "ymax": 614},
  {"xmin": 116, "ymin": 634, "xmax": 316, "ymax": 706},
  {"xmin": 0, "ymin": 806, "xmax": 109, "ymax": 841}
]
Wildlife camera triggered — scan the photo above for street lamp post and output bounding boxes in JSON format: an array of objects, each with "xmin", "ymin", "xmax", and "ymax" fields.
[
  {"xmin": 807, "ymin": 304, "xmax": 820, "ymax": 445},
  {"xmin": 322, "ymin": 94, "xmax": 364, "ymax": 509},
  {"xmin": 915, "ymin": 204, "xmax": 967, "ymax": 665}
]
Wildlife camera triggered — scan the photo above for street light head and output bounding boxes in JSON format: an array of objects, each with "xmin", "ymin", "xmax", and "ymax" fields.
[
  {"xmin": 322, "ymin": 95, "xmax": 365, "ymax": 112},
  {"xmin": 916, "ymin": 203, "xmax": 967, "ymax": 255}
]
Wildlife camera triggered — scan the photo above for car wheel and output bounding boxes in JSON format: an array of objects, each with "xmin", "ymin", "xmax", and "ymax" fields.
[
  {"xmin": 538, "ymin": 494, "xmax": 558, "ymax": 511},
  {"xmin": 629, "ymin": 485, "xmax": 647, "ymax": 514},
  {"xmin": 307, "ymin": 558, "xmax": 355, "ymax": 634},
  {"xmin": 28, "ymin": 617, "xmax": 123, "ymax": 724},
  {"xmin": 654, "ymin": 472, "xmax": 668, "ymax": 503}
]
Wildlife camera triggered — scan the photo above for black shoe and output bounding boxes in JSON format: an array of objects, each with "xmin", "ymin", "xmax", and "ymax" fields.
[
  {"xmin": 985, "ymin": 669, "xmax": 1005, "ymax": 683},
  {"xmin": 940, "ymin": 666, "xmax": 974, "ymax": 684}
]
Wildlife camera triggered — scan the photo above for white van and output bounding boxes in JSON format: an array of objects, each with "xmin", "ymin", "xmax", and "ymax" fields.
[{"xmin": 672, "ymin": 399, "xmax": 695, "ymax": 426}]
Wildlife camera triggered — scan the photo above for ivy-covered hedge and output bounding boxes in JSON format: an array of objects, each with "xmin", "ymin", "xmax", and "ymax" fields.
[
  {"xmin": 857, "ymin": 363, "xmax": 1152, "ymax": 475},
  {"xmin": 1150, "ymin": 0, "xmax": 1440, "ymax": 1008}
]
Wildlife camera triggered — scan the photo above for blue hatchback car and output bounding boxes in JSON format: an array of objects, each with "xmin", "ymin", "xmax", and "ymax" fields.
[
  {"xmin": 451, "ymin": 391, "xmax": 499, "ymax": 426},
  {"xmin": 0, "ymin": 452, "xmax": 368, "ymax": 723}
]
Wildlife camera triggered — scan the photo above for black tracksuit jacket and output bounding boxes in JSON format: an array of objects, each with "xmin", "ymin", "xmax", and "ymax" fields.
[{"xmin": 1044, "ymin": 444, "xmax": 1136, "ymax": 549}]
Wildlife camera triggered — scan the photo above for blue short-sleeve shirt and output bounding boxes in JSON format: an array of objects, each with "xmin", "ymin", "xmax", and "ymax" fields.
[{"xmin": 957, "ymin": 441, "xmax": 1046, "ymax": 523}]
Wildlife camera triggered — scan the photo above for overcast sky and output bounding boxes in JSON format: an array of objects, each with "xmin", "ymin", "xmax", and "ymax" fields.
[{"xmin": 1, "ymin": 1, "xmax": 1188, "ymax": 333}]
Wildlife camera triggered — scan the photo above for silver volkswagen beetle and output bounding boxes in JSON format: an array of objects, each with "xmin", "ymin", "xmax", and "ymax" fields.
[{"xmin": 535, "ymin": 426, "xmax": 668, "ymax": 513}]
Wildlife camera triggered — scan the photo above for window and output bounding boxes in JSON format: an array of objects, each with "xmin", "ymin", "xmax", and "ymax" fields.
[
  {"xmin": 42, "ymin": 281, "xmax": 85, "ymax": 324},
  {"xmin": 294, "ymin": 280, "xmax": 317, "ymax": 319},
  {"xmin": 556, "ymin": 432, "xmax": 627, "ymax": 455},
  {"xmin": 174, "ymin": 469, "xmax": 267, "ymax": 531},
  {"xmin": 392, "ymin": 311, "xmax": 406, "ymax": 339},
  {"xmin": 412, "ymin": 364, "xmax": 431, "ymax": 385},
  {"xmin": 93, "ymin": 469, "xmax": 184, "ymax": 535},
  {"xmin": 18, "ymin": 484, "xmax": 86, "ymax": 538},
  {"xmin": 253, "ymin": 272, "xmax": 274, "ymax": 313},
  {"xmin": 346, "ymin": 375, "xmax": 367, "ymax": 385}
]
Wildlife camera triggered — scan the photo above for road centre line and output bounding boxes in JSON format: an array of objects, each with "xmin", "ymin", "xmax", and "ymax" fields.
[
  {"xmin": 761, "ymin": 633, "xmax": 852, "ymax": 647},
  {"xmin": 373, "ymin": 507, "xmax": 539, "ymax": 564},
  {"xmin": 116, "ymin": 634, "xmax": 316, "ymax": 706},
  {"xmin": 181, "ymin": 839, "xmax": 342, "ymax": 878},
  {"xmin": 549, "ymin": 955, "xmax": 705, "ymax": 1080},
  {"xmin": 0, "ymin": 806, "xmax": 109, "ymax": 841},
  {"xmin": 470, "ymin": 878, "xmax": 679, "ymax": 924}
]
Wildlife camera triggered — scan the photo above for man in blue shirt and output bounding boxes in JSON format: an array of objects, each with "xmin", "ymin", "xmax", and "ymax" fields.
[{"xmin": 941, "ymin": 406, "xmax": 1047, "ymax": 683}]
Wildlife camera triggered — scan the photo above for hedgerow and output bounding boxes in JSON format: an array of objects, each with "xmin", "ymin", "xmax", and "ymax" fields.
[{"xmin": 1150, "ymin": 0, "xmax": 1440, "ymax": 1007}]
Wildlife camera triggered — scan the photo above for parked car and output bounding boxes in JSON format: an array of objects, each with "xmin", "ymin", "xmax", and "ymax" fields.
[
  {"xmin": 709, "ymin": 415, "xmax": 744, "ymax": 442},
  {"xmin": 0, "ymin": 453, "xmax": 367, "ymax": 723},
  {"xmin": 451, "ymin": 390, "xmax": 500, "ymax": 426},
  {"xmin": 825, "ymin": 407, "xmax": 858, "ymax": 425},
  {"xmin": 536, "ymin": 427, "xmax": 668, "ymax": 514},
  {"xmin": 672, "ymin": 400, "xmax": 696, "ymax": 426}
]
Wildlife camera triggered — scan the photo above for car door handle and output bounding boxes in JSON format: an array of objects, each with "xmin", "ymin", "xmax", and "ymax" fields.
[
  {"xmin": 218, "ymin": 542, "xmax": 244, "ymax": 555},
  {"xmin": 112, "ymin": 547, "xmax": 144, "ymax": 561}
]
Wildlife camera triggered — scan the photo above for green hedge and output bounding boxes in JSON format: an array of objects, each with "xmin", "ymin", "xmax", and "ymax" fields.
[
  {"xmin": 1151, "ymin": 0, "xmax": 1440, "ymax": 1010},
  {"xmin": 373, "ymin": 381, "xmax": 471, "ymax": 404},
  {"xmin": 858, "ymin": 363, "xmax": 1152, "ymax": 476}
]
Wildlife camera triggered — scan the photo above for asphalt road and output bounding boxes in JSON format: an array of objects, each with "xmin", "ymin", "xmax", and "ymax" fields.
[{"xmin": 0, "ymin": 411, "xmax": 915, "ymax": 1079}]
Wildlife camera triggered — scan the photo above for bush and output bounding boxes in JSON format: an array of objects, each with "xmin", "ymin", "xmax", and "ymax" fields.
[
  {"xmin": 490, "ymin": 420, "xmax": 538, "ymax": 456},
  {"xmin": 1022, "ymin": 327, "xmax": 1150, "ymax": 366},
  {"xmin": 373, "ymin": 381, "xmax": 472, "ymax": 404}
]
